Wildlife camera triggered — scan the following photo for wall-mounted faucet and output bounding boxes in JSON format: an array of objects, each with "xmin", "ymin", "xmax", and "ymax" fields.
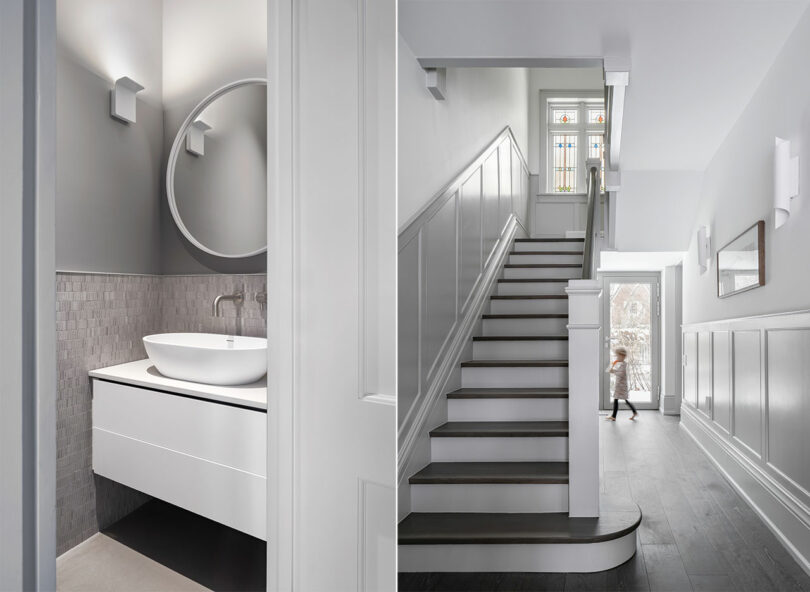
[
  {"xmin": 255, "ymin": 287, "xmax": 267, "ymax": 312},
  {"xmin": 212, "ymin": 288, "xmax": 245, "ymax": 317}
]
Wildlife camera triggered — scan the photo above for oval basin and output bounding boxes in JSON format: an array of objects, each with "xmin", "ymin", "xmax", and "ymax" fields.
[{"xmin": 143, "ymin": 333, "xmax": 267, "ymax": 386}]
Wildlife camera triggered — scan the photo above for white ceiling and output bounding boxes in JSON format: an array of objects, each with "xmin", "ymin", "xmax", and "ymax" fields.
[{"xmin": 399, "ymin": 0, "xmax": 810, "ymax": 172}]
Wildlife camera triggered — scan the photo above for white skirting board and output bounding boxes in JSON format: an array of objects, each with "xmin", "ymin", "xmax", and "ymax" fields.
[
  {"xmin": 681, "ymin": 407, "xmax": 810, "ymax": 576},
  {"xmin": 399, "ymin": 531, "xmax": 637, "ymax": 572}
]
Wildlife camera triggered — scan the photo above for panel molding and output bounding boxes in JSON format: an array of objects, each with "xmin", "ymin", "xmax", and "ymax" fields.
[
  {"xmin": 683, "ymin": 308, "xmax": 810, "ymax": 575},
  {"xmin": 398, "ymin": 128, "xmax": 530, "ymax": 476},
  {"xmin": 682, "ymin": 406, "xmax": 810, "ymax": 575},
  {"xmin": 398, "ymin": 215, "xmax": 522, "ymax": 478}
]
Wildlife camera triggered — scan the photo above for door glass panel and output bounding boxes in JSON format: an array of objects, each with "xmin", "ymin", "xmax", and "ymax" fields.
[{"xmin": 608, "ymin": 282, "xmax": 653, "ymax": 404}]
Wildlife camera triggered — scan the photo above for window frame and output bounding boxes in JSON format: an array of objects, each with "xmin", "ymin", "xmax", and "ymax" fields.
[{"xmin": 539, "ymin": 91, "xmax": 605, "ymax": 194}]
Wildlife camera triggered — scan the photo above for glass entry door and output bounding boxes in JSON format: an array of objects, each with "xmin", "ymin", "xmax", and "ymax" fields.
[{"xmin": 601, "ymin": 273, "xmax": 661, "ymax": 410}]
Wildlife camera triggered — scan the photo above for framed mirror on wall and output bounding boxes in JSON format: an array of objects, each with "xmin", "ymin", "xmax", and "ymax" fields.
[{"xmin": 717, "ymin": 220, "xmax": 765, "ymax": 298}]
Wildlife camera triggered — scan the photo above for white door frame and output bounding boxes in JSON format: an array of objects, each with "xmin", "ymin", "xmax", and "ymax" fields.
[
  {"xmin": 599, "ymin": 272, "xmax": 661, "ymax": 411},
  {"xmin": 0, "ymin": 0, "xmax": 57, "ymax": 589},
  {"xmin": 266, "ymin": 1, "xmax": 396, "ymax": 590}
]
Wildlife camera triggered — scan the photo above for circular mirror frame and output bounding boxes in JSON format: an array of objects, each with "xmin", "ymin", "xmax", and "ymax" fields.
[{"xmin": 166, "ymin": 78, "xmax": 268, "ymax": 259}]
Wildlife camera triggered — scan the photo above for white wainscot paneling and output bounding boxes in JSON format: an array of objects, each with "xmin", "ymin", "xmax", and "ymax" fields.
[
  {"xmin": 532, "ymin": 196, "xmax": 585, "ymax": 238},
  {"xmin": 398, "ymin": 235, "xmax": 421, "ymax": 427},
  {"xmin": 498, "ymin": 143, "xmax": 512, "ymax": 234},
  {"xmin": 712, "ymin": 331, "xmax": 731, "ymax": 433},
  {"xmin": 766, "ymin": 329, "xmax": 810, "ymax": 495},
  {"xmin": 681, "ymin": 311, "xmax": 810, "ymax": 576},
  {"xmin": 732, "ymin": 330, "xmax": 762, "ymax": 458},
  {"xmin": 422, "ymin": 194, "xmax": 458, "ymax": 381},
  {"xmin": 482, "ymin": 152, "xmax": 500, "ymax": 267},
  {"xmin": 683, "ymin": 332, "xmax": 698, "ymax": 407},
  {"xmin": 459, "ymin": 172, "xmax": 482, "ymax": 314},
  {"xmin": 397, "ymin": 128, "xmax": 530, "ymax": 507},
  {"xmin": 698, "ymin": 332, "xmax": 713, "ymax": 417}
]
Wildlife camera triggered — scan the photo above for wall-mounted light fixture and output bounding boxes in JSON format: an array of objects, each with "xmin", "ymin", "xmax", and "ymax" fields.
[
  {"xmin": 110, "ymin": 77, "xmax": 144, "ymax": 124},
  {"xmin": 185, "ymin": 120, "xmax": 212, "ymax": 156},
  {"xmin": 425, "ymin": 68, "xmax": 446, "ymax": 101},
  {"xmin": 697, "ymin": 225, "xmax": 711, "ymax": 274},
  {"xmin": 774, "ymin": 137, "xmax": 799, "ymax": 229}
]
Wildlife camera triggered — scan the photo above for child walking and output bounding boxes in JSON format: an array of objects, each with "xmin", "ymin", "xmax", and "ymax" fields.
[{"xmin": 606, "ymin": 346, "xmax": 638, "ymax": 421}]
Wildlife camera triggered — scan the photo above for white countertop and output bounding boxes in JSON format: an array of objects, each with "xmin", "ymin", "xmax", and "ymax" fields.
[{"xmin": 89, "ymin": 359, "xmax": 267, "ymax": 411}]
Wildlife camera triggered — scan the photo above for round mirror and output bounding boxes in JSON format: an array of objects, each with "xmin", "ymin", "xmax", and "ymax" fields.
[{"xmin": 167, "ymin": 78, "xmax": 267, "ymax": 258}]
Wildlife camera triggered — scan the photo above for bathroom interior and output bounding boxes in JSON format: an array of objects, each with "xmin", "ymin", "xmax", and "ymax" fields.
[{"xmin": 55, "ymin": 0, "xmax": 269, "ymax": 589}]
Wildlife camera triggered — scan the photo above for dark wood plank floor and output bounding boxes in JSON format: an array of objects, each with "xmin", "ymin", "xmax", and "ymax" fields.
[{"xmin": 399, "ymin": 411, "xmax": 810, "ymax": 591}]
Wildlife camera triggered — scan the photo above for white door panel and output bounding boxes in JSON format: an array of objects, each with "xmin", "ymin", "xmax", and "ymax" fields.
[{"xmin": 268, "ymin": 0, "xmax": 396, "ymax": 589}]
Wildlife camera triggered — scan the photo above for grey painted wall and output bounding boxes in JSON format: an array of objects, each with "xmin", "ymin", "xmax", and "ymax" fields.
[
  {"xmin": 56, "ymin": 53, "xmax": 163, "ymax": 274},
  {"xmin": 682, "ymin": 7, "xmax": 810, "ymax": 324}
]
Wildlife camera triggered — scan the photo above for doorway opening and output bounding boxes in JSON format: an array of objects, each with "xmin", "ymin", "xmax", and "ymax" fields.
[{"xmin": 600, "ymin": 272, "xmax": 661, "ymax": 410}]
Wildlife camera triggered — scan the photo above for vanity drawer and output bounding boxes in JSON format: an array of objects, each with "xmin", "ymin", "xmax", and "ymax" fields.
[
  {"xmin": 93, "ymin": 427, "xmax": 266, "ymax": 540},
  {"xmin": 92, "ymin": 379, "xmax": 266, "ymax": 476}
]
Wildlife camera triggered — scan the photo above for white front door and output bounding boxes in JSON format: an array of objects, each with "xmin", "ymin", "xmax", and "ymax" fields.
[
  {"xmin": 600, "ymin": 273, "xmax": 661, "ymax": 411},
  {"xmin": 267, "ymin": 1, "xmax": 396, "ymax": 591}
]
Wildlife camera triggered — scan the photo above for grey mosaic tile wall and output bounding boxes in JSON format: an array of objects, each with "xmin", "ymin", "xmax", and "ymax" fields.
[
  {"xmin": 160, "ymin": 274, "xmax": 267, "ymax": 338},
  {"xmin": 56, "ymin": 272, "xmax": 267, "ymax": 555}
]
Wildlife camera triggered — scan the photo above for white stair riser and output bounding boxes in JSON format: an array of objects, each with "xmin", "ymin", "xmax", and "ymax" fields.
[
  {"xmin": 410, "ymin": 483, "xmax": 568, "ymax": 513},
  {"xmin": 473, "ymin": 340, "xmax": 568, "ymax": 361},
  {"xmin": 448, "ymin": 397, "xmax": 568, "ymax": 422},
  {"xmin": 483, "ymin": 318, "xmax": 568, "ymax": 336},
  {"xmin": 513, "ymin": 241, "xmax": 584, "ymax": 253},
  {"xmin": 509, "ymin": 254, "xmax": 582, "ymax": 265},
  {"xmin": 398, "ymin": 531, "xmax": 637, "ymax": 572},
  {"xmin": 504, "ymin": 267, "xmax": 581, "ymax": 280},
  {"xmin": 497, "ymin": 282, "xmax": 568, "ymax": 296},
  {"xmin": 462, "ymin": 366, "xmax": 568, "ymax": 389},
  {"xmin": 431, "ymin": 437, "xmax": 568, "ymax": 462},
  {"xmin": 490, "ymin": 298, "xmax": 568, "ymax": 314}
]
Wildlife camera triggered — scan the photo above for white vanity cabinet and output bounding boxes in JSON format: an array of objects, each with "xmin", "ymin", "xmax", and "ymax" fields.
[{"xmin": 90, "ymin": 360, "xmax": 267, "ymax": 540}]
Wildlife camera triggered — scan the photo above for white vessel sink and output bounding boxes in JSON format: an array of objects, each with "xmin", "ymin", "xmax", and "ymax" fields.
[{"xmin": 143, "ymin": 333, "xmax": 267, "ymax": 386}]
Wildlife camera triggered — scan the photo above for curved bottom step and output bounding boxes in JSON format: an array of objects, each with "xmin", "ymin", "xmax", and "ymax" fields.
[{"xmin": 398, "ymin": 506, "xmax": 641, "ymax": 573}]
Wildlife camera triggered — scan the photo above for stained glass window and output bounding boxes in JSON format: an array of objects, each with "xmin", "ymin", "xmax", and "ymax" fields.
[
  {"xmin": 553, "ymin": 135, "xmax": 577, "ymax": 193},
  {"xmin": 552, "ymin": 109, "xmax": 578, "ymax": 124},
  {"xmin": 588, "ymin": 109, "xmax": 605, "ymax": 125},
  {"xmin": 588, "ymin": 134, "xmax": 606, "ymax": 191}
]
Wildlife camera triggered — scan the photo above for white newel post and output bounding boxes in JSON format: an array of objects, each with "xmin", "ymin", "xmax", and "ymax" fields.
[{"xmin": 566, "ymin": 279, "xmax": 602, "ymax": 518}]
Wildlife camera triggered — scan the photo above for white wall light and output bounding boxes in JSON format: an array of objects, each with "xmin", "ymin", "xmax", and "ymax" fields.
[
  {"xmin": 185, "ymin": 120, "xmax": 212, "ymax": 156},
  {"xmin": 774, "ymin": 137, "xmax": 799, "ymax": 229},
  {"xmin": 425, "ymin": 68, "xmax": 446, "ymax": 101},
  {"xmin": 110, "ymin": 77, "xmax": 144, "ymax": 123},
  {"xmin": 696, "ymin": 225, "xmax": 711, "ymax": 274}
]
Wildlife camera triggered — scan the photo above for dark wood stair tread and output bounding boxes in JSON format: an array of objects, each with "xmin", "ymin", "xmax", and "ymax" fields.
[
  {"xmin": 491, "ymin": 295, "xmax": 568, "ymax": 300},
  {"xmin": 498, "ymin": 279, "xmax": 570, "ymax": 283},
  {"xmin": 510, "ymin": 251, "xmax": 583, "ymax": 255},
  {"xmin": 461, "ymin": 360, "xmax": 568, "ymax": 368},
  {"xmin": 482, "ymin": 313, "xmax": 568, "ymax": 319},
  {"xmin": 515, "ymin": 238, "xmax": 585, "ymax": 243},
  {"xmin": 473, "ymin": 335, "xmax": 568, "ymax": 341},
  {"xmin": 505, "ymin": 264, "xmax": 582, "ymax": 268},
  {"xmin": 398, "ymin": 509, "xmax": 641, "ymax": 545},
  {"xmin": 429, "ymin": 421, "xmax": 569, "ymax": 437},
  {"xmin": 447, "ymin": 388, "xmax": 568, "ymax": 399},
  {"xmin": 409, "ymin": 462, "xmax": 569, "ymax": 485}
]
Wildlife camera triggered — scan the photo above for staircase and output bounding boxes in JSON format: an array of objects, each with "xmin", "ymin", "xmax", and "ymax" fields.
[{"xmin": 398, "ymin": 237, "xmax": 641, "ymax": 573}]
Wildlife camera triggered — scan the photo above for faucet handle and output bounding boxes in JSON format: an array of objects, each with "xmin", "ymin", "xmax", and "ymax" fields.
[{"xmin": 255, "ymin": 290, "xmax": 267, "ymax": 311}]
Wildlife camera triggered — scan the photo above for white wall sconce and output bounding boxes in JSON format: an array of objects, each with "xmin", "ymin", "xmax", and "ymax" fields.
[
  {"xmin": 774, "ymin": 137, "xmax": 799, "ymax": 229},
  {"xmin": 425, "ymin": 68, "xmax": 446, "ymax": 101},
  {"xmin": 185, "ymin": 120, "xmax": 212, "ymax": 156},
  {"xmin": 110, "ymin": 77, "xmax": 144, "ymax": 124},
  {"xmin": 697, "ymin": 225, "xmax": 711, "ymax": 274}
]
